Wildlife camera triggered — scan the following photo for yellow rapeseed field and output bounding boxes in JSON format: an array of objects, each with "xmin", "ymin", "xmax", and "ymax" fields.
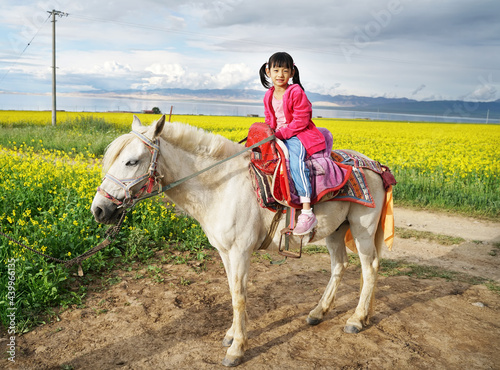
[{"xmin": 1, "ymin": 110, "xmax": 498, "ymax": 183}]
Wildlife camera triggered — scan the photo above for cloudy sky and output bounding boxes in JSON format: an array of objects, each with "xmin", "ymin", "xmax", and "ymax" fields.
[{"xmin": 0, "ymin": 0, "xmax": 499, "ymax": 101}]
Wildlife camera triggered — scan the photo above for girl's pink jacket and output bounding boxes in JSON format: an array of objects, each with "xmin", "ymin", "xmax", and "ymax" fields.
[{"xmin": 264, "ymin": 84, "xmax": 326, "ymax": 157}]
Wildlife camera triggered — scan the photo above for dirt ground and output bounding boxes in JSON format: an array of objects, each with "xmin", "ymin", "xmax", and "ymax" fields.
[{"xmin": 3, "ymin": 207, "xmax": 500, "ymax": 369}]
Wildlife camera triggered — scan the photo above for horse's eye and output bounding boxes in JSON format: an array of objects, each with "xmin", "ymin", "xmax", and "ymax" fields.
[{"xmin": 126, "ymin": 160, "xmax": 138, "ymax": 166}]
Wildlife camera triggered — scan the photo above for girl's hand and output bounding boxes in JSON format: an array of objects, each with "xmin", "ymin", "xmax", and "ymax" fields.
[{"xmin": 275, "ymin": 130, "xmax": 284, "ymax": 140}]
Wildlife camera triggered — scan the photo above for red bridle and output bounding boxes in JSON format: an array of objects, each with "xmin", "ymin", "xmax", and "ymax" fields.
[{"xmin": 97, "ymin": 130, "xmax": 163, "ymax": 209}]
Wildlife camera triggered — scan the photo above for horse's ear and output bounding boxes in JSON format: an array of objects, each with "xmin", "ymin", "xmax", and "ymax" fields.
[
  {"xmin": 153, "ymin": 115, "xmax": 166, "ymax": 139},
  {"xmin": 132, "ymin": 115, "xmax": 142, "ymax": 131}
]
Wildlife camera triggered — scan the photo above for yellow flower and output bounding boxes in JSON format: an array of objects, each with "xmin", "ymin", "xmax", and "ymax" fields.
[{"xmin": 67, "ymin": 252, "xmax": 71, "ymax": 257}]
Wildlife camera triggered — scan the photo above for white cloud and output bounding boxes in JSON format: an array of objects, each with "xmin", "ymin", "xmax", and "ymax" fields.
[
  {"xmin": 211, "ymin": 63, "xmax": 253, "ymax": 88},
  {"xmin": 145, "ymin": 63, "xmax": 185, "ymax": 77},
  {"xmin": 91, "ymin": 61, "xmax": 131, "ymax": 75},
  {"xmin": 132, "ymin": 63, "xmax": 187, "ymax": 89},
  {"xmin": 130, "ymin": 62, "xmax": 253, "ymax": 90},
  {"xmin": 466, "ymin": 75, "xmax": 498, "ymax": 102}
]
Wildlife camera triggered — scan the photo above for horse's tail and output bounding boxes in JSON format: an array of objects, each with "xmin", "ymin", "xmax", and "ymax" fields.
[
  {"xmin": 375, "ymin": 214, "xmax": 386, "ymax": 260},
  {"xmin": 378, "ymin": 185, "xmax": 395, "ymax": 254}
]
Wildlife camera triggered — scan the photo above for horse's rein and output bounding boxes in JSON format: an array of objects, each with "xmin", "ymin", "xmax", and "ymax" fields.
[
  {"xmin": 98, "ymin": 133, "xmax": 276, "ymax": 210},
  {"xmin": 1, "ymin": 133, "xmax": 276, "ymax": 275}
]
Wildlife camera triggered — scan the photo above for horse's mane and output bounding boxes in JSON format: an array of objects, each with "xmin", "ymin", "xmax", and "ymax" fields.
[
  {"xmin": 161, "ymin": 121, "xmax": 240, "ymax": 159},
  {"xmin": 102, "ymin": 121, "xmax": 242, "ymax": 173},
  {"xmin": 102, "ymin": 134, "xmax": 134, "ymax": 174}
]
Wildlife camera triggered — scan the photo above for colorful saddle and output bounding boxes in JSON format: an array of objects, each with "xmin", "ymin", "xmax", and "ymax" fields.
[
  {"xmin": 246, "ymin": 122, "xmax": 397, "ymax": 252},
  {"xmin": 247, "ymin": 123, "xmax": 349, "ymax": 210},
  {"xmin": 246, "ymin": 123, "xmax": 396, "ymax": 212}
]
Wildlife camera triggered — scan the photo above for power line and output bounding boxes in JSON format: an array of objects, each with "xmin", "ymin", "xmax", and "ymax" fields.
[{"xmin": 0, "ymin": 13, "xmax": 52, "ymax": 87}]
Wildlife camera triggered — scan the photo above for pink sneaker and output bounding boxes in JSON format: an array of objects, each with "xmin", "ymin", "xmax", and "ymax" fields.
[{"xmin": 293, "ymin": 213, "xmax": 318, "ymax": 235}]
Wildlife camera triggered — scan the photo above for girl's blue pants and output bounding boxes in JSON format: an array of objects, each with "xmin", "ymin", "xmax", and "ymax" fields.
[{"xmin": 283, "ymin": 136, "xmax": 311, "ymax": 201}]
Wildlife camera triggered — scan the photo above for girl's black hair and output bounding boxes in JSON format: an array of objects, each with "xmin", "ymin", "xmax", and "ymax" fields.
[{"xmin": 259, "ymin": 52, "xmax": 304, "ymax": 90}]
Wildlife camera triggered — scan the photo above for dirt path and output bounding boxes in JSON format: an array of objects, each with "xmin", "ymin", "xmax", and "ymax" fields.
[
  {"xmin": 4, "ymin": 208, "xmax": 500, "ymax": 369},
  {"xmin": 388, "ymin": 207, "xmax": 500, "ymax": 282}
]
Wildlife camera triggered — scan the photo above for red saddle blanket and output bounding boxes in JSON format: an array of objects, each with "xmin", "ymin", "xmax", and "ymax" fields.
[
  {"xmin": 247, "ymin": 123, "xmax": 396, "ymax": 211},
  {"xmin": 247, "ymin": 123, "xmax": 350, "ymax": 209},
  {"xmin": 246, "ymin": 122, "xmax": 397, "ymax": 252}
]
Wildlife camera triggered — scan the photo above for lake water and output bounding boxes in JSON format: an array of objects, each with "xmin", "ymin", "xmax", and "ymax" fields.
[{"xmin": 0, "ymin": 93, "xmax": 496, "ymax": 124}]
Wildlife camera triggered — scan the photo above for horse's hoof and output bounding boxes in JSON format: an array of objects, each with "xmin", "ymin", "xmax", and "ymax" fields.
[
  {"xmin": 306, "ymin": 316, "xmax": 322, "ymax": 326},
  {"xmin": 222, "ymin": 356, "xmax": 242, "ymax": 367},
  {"xmin": 222, "ymin": 337, "xmax": 233, "ymax": 347},
  {"xmin": 344, "ymin": 325, "xmax": 361, "ymax": 334}
]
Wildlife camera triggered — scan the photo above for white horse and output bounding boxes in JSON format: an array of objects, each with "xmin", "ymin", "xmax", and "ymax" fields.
[{"xmin": 91, "ymin": 115, "xmax": 389, "ymax": 367}]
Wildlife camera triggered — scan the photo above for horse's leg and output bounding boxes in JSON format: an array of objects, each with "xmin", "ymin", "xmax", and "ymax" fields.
[
  {"xmin": 344, "ymin": 216, "xmax": 380, "ymax": 333},
  {"xmin": 307, "ymin": 222, "xmax": 350, "ymax": 325},
  {"xmin": 221, "ymin": 248, "xmax": 251, "ymax": 367},
  {"xmin": 219, "ymin": 252, "xmax": 236, "ymax": 347}
]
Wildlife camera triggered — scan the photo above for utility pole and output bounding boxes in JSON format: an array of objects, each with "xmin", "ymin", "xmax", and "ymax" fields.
[{"xmin": 47, "ymin": 9, "xmax": 68, "ymax": 126}]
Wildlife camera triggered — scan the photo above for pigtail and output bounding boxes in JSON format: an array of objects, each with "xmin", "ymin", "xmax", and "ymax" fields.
[
  {"xmin": 292, "ymin": 65, "xmax": 305, "ymax": 91},
  {"xmin": 261, "ymin": 52, "xmax": 305, "ymax": 90},
  {"xmin": 259, "ymin": 62, "xmax": 272, "ymax": 89}
]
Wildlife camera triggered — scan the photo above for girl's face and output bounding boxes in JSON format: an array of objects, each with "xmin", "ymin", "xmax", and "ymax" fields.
[{"xmin": 266, "ymin": 64, "xmax": 294, "ymax": 89}]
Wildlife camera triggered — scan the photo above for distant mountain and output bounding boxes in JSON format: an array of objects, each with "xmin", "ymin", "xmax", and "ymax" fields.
[
  {"xmin": 306, "ymin": 92, "xmax": 499, "ymax": 119},
  {"xmin": 88, "ymin": 88, "xmax": 500, "ymax": 119}
]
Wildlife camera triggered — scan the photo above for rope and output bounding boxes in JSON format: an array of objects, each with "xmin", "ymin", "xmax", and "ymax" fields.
[
  {"xmin": 1, "ymin": 134, "xmax": 276, "ymax": 275},
  {"xmin": 0, "ymin": 210, "xmax": 128, "ymax": 276}
]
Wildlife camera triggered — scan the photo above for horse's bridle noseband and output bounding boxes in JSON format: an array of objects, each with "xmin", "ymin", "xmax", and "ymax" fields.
[{"xmin": 97, "ymin": 130, "xmax": 163, "ymax": 209}]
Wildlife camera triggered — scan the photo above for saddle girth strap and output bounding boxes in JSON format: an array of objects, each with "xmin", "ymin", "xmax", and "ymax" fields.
[{"xmin": 258, "ymin": 205, "xmax": 285, "ymax": 250}]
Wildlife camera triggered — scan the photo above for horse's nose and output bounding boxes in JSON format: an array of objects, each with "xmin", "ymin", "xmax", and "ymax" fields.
[
  {"xmin": 92, "ymin": 203, "xmax": 120, "ymax": 224},
  {"xmin": 93, "ymin": 205, "xmax": 104, "ymax": 221},
  {"xmin": 92, "ymin": 204, "xmax": 110, "ymax": 224}
]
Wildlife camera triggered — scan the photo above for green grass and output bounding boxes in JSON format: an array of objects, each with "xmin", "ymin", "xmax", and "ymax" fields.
[
  {"xmin": 378, "ymin": 259, "xmax": 498, "ymax": 288},
  {"xmin": 347, "ymin": 254, "xmax": 500, "ymax": 292},
  {"xmin": 0, "ymin": 115, "xmax": 128, "ymax": 157},
  {"xmin": 395, "ymin": 227, "xmax": 465, "ymax": 245},
  {"xmin": 392, "ymin": 167, "xmax": 499, "ymax": 219}
]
